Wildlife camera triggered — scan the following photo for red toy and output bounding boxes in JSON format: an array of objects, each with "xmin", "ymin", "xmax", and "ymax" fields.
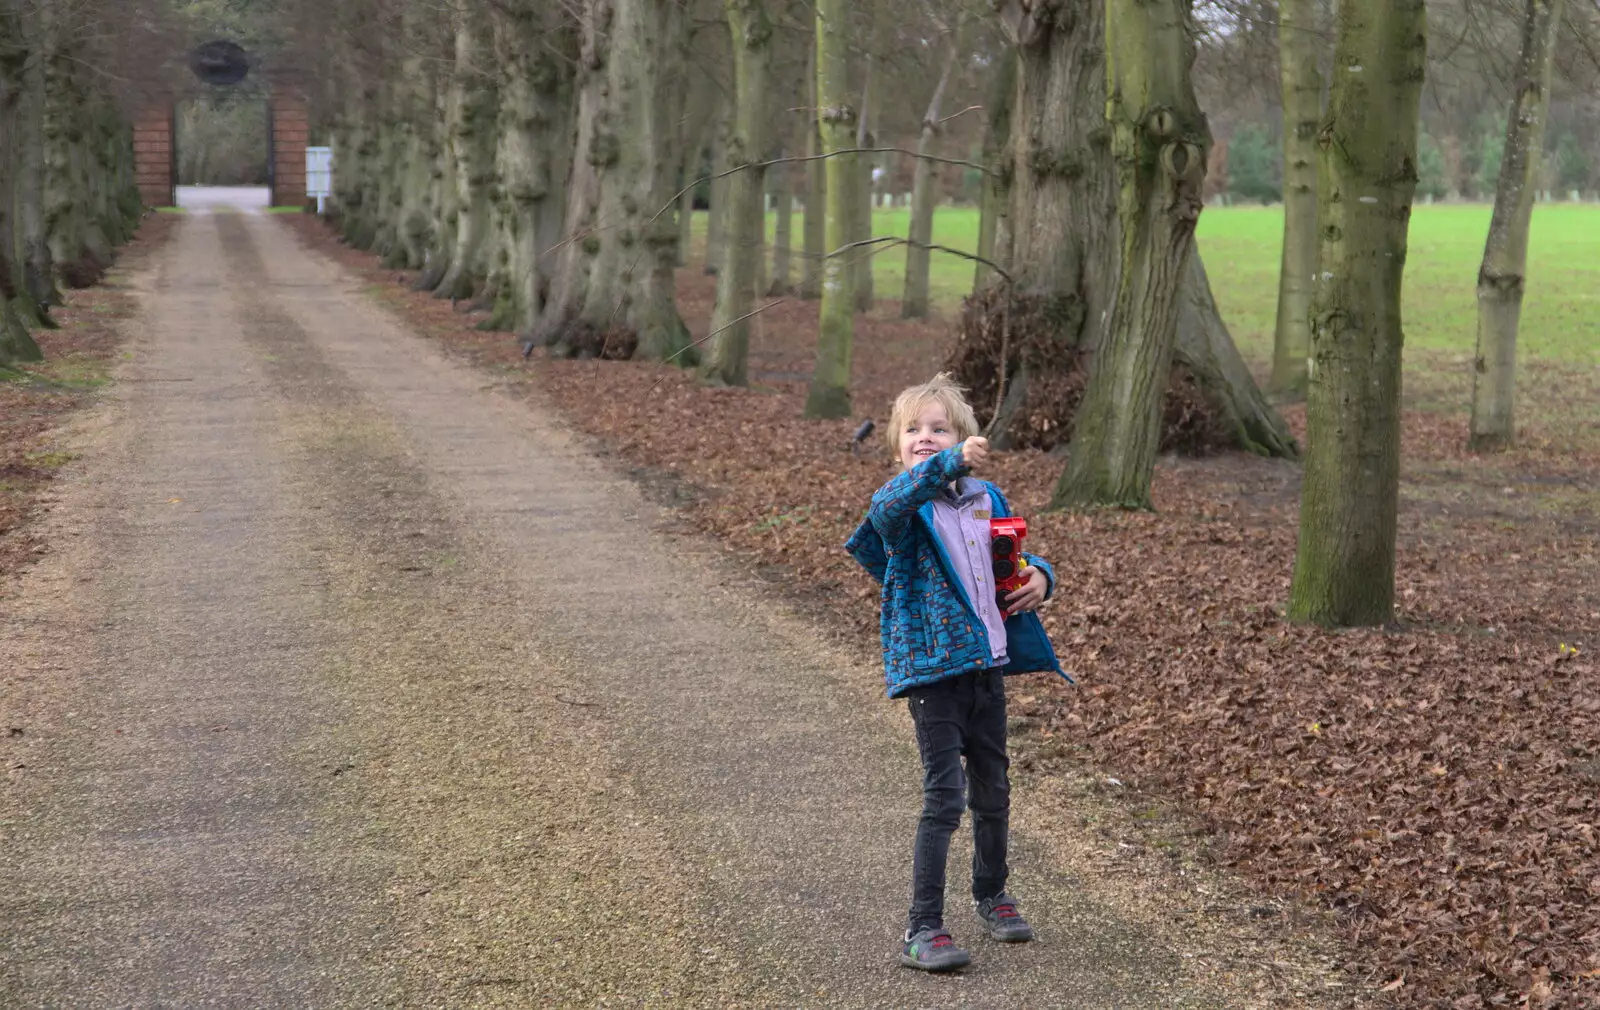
[{"xmin": 989, "ymin": 517, "xmax": 1029, "ymax": 615}]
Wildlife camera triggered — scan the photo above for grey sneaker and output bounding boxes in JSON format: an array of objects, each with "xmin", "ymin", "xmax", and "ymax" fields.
[
  {"xmin": 975, "ymin": 894, "xmax": 1034, "ymax": 942},
  {"xmin": 900, "ymin": 927, "xmax": 971, "ymax": 971}
]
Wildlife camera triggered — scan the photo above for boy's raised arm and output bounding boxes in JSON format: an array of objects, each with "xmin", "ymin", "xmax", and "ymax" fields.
[{"xmin": 868, "ymin": 444, "xmax": 970, "ymax": 546}]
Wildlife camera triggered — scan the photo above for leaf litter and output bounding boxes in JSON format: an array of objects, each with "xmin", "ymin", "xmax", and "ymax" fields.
[{"xmin": 287, "ymin": 214, "xmax": 1599, "ymax": 1009}]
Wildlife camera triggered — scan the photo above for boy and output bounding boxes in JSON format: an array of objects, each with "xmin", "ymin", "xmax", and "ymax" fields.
[{"xmin": 845, "ymin": 373, "xmax": 1069, "ymax": 972}]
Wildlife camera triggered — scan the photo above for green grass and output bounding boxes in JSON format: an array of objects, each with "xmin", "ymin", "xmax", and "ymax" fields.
[
  {"xmin": 266, "ymin": 205, "xmax": 307, "ymax": 214},
  {"xmin": 691, "ymin": 202, "xmax": 1600, "ymax": 370}
]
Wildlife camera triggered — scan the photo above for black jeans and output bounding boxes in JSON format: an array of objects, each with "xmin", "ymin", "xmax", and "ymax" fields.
[{"xmin": 905, "ymin": 668, "xmax": 1009, "ymax": 932}]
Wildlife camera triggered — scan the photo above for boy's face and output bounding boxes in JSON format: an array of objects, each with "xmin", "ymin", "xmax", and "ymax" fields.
[{"xmin": 899, "ymin": 401, "xmax": 960, "ymax": 471}]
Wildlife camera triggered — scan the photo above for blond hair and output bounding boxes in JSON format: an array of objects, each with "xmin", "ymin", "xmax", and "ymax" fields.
[{"xmin": 887, "ymin": 373, "xmax": 980, "ymax": 458}]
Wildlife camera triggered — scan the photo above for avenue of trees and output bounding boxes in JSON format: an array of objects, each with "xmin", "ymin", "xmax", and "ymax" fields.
[
  {"xmin": 0, "ymin": 0, "xmax": 182, "ymax": 366},
  {"xmin": 6, "ymin": 0, "xmax": 1600, "ymax": 629}
]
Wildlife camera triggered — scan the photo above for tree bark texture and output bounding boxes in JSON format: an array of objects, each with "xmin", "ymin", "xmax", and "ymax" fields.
[
  {"xmin": 0, "ymin": 3, "xmax": 43, "ymax": 363},
  {"xmin": 1287, "ymin": 0, "xmax": 1427, "ymax": 627},
  {"xmin": 17, "ymin": 0, "xmax": 57, "ymax": 315},
  {"xmin": 901, "ymin": 40, "xmax": 956, "ymax": 319},
  {"xmin": 412, "ymin": 74, "xmax": 459, "ymax": 292},
  {"xmin": 433, "ymin": 4, "xmax": 498, "ymax": 302},
  {"xmin": 1000, "ymin": 0, "xmax": 1116, "ymax": 337},
  {"xmin": 803, "ymin": 0, "xmax": 854, "ymax": 418},
  {"xmin": 1270, "ymin": 0, "xmax": 1322, "ymax": 400},
  {"xmin": 1468, "ymin": 0, "xmax": 1562, "ymax": 452},
  {"xmin": 1053, "ymin": 0, "xmax": 1210, "ymax": 511},
  {"xmin": 701, "ymin": 0, "xmax": 772, "ymax": 386},
  {"xmin": 488, "ymin": 8, "xmax": 575, "ymax": 336},
  {"xmin": 541, "ymin": 0, "xmax": 693, "ymax": 362}
]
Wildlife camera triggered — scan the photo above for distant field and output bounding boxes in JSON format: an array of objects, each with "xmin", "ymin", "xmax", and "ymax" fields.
[{"xmin": 693, "ymin": 203, "xmax": 1600, "ymax": 371}]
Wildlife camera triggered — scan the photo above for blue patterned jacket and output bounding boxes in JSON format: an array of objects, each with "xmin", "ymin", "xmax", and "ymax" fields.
[{"xmin": 845, "ymin": 444, "xmax": 1070, "ymax": 698}]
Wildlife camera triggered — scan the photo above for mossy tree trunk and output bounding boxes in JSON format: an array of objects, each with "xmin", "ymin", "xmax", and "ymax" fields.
[
  {"xmin": 0, "ymin": 2, "xmax": 43, "ymax": 364},
  {"xmin": 486, "ymin": 4, "xmax": 575, "ymax": 336},
  {"xmin": 533, "ymin": 0, "xmax": 606, "ymax": 350},
  {"xmin": 433, "ymin": 2, "xmax": 498, "ymax": 302},
  {"xmin": 17, "ymin": 0, "xmax": 58, "ymax": 317},
  {"xmin": 1269, "ymin": 0, "xmax": 1322, "ymax": 401},
  {"xmin": 1052, "ymin": 0, "xmax": 1211, "ymax": 511},
  {"xmin": 1286, "ymin": 0, "xmax": 1427, "ymax": 627},
  {"xmin": 391, "ymin": 30, "xmax": 437, "ymax": 271},
  {"xmin": 1468, "ymin": 0, "xmax": 1563, "ymax": 452},
  {"xmin": 413, "ymin": 60, "xmax": 459, "ymax": 292},
  {"xmin": 901, "ymin": 39, "xmax": 957, "ymax": 319},
  {"xmin": 973, "ymin": 1, "xmax": 1293, "ymax": 463},
  {"xmin": 701, "ymin": 0, "xmax": 772, "ymax": 386},
  {"xmin": 538, "ymin": 0, "xmax": 695, "ymax": 363},
  {"xmin": 803, "ymin": 0, "xmax": 854, "ymax": 418}
]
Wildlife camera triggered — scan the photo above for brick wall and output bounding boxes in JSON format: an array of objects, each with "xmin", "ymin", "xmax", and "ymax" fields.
[
  {"xmin": 269, "ymin": 96, "xmax": 310, "ymax": 208},
  {"xmin": 133, "ymin": 105, "xmax": 176, "ymax": 208}
]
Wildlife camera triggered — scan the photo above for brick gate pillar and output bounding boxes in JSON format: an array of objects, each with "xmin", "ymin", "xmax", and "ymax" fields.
[
  {"xmin": 133, "ymin": 105, "xmax": 176, "ymax": 208},
  {"xmin": 269, "ymin": 94, "xmax": 310, "ymax": 209}
]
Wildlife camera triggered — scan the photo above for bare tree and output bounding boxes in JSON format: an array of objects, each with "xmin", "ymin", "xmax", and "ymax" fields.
[
  {"xmin": 1469, "ymin": 0, "xmax": 1564, "ymax": 451},
  {"xmin": 701, "ymin": 0, "xmax": 774, "ymax": 385},
  {"xmin": 1269, "ymin": 0, "xmax": 1322, "ymax": 400},
  {"xmin": 1287, "ymin": 0, "xmax": 1428, "ymax": 627},
  {"xmin": 803, "ymin": 0, "xmax": 855, "ymax": 417}
]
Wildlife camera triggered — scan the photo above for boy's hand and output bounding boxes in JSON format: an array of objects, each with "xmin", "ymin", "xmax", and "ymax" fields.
[
  {"xmin": 962, "ymin": 436, "xmax": 990, "ymax": 470},
  {"xmin": 1003, "ymin": 566, "xmax": 1049, "ymax": 614}
]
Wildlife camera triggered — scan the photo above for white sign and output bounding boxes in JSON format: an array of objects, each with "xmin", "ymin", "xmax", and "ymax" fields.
[{"xmin": 306, "ymin": 146, "xmax": 333, "ymax": 213}]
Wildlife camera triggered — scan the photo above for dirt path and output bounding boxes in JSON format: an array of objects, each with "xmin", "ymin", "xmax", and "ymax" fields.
[{"xmin": 2, "ymin": 209, "xmax": 1318, "ymax": 1007}]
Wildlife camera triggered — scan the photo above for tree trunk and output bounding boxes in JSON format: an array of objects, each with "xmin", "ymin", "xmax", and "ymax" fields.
[
  {"xmin": 1287, "ymin": 0, "xmax": 1427, "ymax": 627},
  {"xmin": 1270, "ymin": 0, "xmax": 1322, "ymax": 400},
  {"xmin": 768, "ymin": 155, "xmax": 792, "ymax": 295},
  {"xmin": 539, "ymin": 0, "xmax": 694, "ymax": 363},
  {"xmin": 850, "ymin": 59, "xmax": 874, "ymax": 313},
  {"xmin": 800, "ymin": 38, "xmax": 825, "ymax": 300},
  {"xmin": 999, "ymin": 0, "xmax": 1116, "ymax": 337},
  {"xmin": 533, "ymin": 0, "xmax": 606, "ymax": 348},
  {"xmin": 1468, "ymin": 0, "xmax": 1562, "ymax": 452},
  {"xmin": 0, "ymin": 12, "xmax": 44, "ymax": 364},
  {"xmin": 394, "ymin": 54, "xmax": 437, "ymax": 271},
  {"xmin": 956, "ymin": 4, "xmax": 1294, "ymax": 463},
  {"xmin": 490, "ymin": 7, "xmax": 575, "ymax": 337},
  {"xmin": 17, "ymin": 0, "xmax": 58, "ymax": 317},
  {"xmin": 705, "ymin": 105, "xmax": 728, "ymax": 275},
  {"xmin": 902, "ymin": 41, "xmax": 957, "ymax": 319},
  {"xmin": 1052, "ymin": 0, "xmax": 1211, "ymax": 511},
  {"xmin": 803, "ymin": 0, "xmax": 854, "ymax": 418},
  {"xmin": 973, "ymin": 47, "xmax": 1016, "ymax": 294},
  {"xmin": 412, "ymin": 75, "xmax": 457, "ymax": 292},
  {"xmin": 43, "ymin": 35, "xmax": 104, "ymax": 287},
  {"xmin": 433, "ymin": 4, "xmax": 498, "ymax": 302},
  {"xmin": 701, "ymin": 0, "xmax": 772, "ymax": 386}
]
